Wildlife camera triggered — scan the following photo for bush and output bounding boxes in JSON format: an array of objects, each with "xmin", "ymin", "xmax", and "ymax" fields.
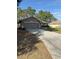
[{"xmin": 42, "ymin": 25, "xmax": 53, "ymax": 31}]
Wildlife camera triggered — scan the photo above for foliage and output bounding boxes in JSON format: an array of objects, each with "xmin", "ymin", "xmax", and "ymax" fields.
[
  {"xmin": 25, "ymin": 7, "xmax": 36, "ymax": 16},
  {"xmin": 17, "ymin": 0, "xmax": 57, "ymax": 22},
  {"xmin": 36, "ymin": 10, "xmax": 57, "ymax": 23},
  {"xmin": 17, "ymin": 7, "xmax": 36, "ymax": 19},
  {"xmin": 17, "ymin": 8, "xmax": 25, "ymax": 17},
  {"xmin": 52, "ymin": 27, "xmax": 61, "ymax": 33},
  {"xmin": 17, "ymin": 8, "xmax": 27, "ymax": 22},
  {"xmin": 17, "ymin": 7, "xmax": 57, "ymax": 23}
]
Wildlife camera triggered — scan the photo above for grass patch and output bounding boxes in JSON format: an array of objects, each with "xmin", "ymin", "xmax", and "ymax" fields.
[
  {"xmin": 42, "ymin": 26, "xmax": 61, "ymax": 33},
  {"xmin": 52, "ymin": 27, "xmax": 61, "ymax": 33}
]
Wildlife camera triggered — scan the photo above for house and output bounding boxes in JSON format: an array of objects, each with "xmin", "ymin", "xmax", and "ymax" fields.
[
  {"xmin": 49, "ymin": 20, "xmax": 61, "ymax": 28},
  {"xmin": 18, "ymin": 17, "xmax": 48, "ymax": 30}
]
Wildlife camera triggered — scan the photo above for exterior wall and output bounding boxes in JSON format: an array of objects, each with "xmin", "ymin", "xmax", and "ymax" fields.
[{"xmin": 49, "ymin": 24, "xmax": 60, "ymax": 28}]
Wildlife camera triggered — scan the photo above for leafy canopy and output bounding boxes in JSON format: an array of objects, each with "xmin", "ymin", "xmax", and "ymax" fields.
[{"xmin": 17, "ymin": 7, "xmax": 57, "ymax": 23}]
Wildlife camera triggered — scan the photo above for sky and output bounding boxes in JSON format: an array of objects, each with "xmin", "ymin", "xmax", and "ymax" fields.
[{"xmin": 19, "ymin": 0, "xmax": 61, "ymax": 20}]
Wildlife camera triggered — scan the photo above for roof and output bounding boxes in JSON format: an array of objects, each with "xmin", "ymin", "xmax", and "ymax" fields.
[
  {"xmin": 50, "ymin": 20, "xmax": 61, "ymax": 25},
  {"xmin": 21, "ymin": 16, "xmax": 47, "ymax": 24}
]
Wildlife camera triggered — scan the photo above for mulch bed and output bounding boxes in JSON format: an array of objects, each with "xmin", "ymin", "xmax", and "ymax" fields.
[{"xmin": 17, "ymin": 29, "xmax": 39, "ymax": 56}]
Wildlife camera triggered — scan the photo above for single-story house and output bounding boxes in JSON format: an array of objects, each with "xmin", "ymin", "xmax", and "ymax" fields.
[
  {"xmin": 18, "ymin": 17, "xmax": 48, "ymax": 30},
  {"xmin": 49, "ymin": 20, "xmax": 61, "ymax": 28}
]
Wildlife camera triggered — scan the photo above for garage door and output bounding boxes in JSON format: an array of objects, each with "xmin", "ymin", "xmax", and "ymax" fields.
[{"xmin": 23, "ymin": 23, "xmax": 41, "ymax": 29}]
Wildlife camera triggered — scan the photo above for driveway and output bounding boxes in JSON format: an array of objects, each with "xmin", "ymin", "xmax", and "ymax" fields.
[{"xmin": 27, "ymin": 29, "xmax": 61, "ymax": 59}]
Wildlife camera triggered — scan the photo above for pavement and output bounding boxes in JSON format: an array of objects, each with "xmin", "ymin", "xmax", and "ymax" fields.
[{"xmin": 27, "ymin": 29, "xmax": 61, "ymax": 59}]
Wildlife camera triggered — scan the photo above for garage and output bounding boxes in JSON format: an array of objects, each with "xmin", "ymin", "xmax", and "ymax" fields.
[{"xmin": 20, "ymin": 17, "xmax": 41, "ymax": 29}]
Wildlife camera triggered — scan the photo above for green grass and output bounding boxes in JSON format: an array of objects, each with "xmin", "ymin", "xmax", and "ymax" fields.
[
  {"xmin": 42, "ymin": 26, "xmax": 61, "ymax": 33},
  {"xmin": 52, "ymin": 27, "xmax": 61, "ymax": 33}
]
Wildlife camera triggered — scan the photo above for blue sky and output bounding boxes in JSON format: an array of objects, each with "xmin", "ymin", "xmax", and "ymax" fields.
[{"xmin": 19, "ymin": 0, "xmax": 61, "ymax": 20}]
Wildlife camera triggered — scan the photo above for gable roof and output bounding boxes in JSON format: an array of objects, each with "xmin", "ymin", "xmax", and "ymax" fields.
[
  {"xmin": 22, "ymin": 17, "xmax": 40, "ymax": 22},
  {"xmin": 21, "ymin": 16, "xmax": 47, "ymax": 24}
]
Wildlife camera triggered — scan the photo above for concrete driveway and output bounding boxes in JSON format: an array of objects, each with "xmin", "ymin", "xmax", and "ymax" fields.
[{"xmin": 27, "ymin": 29, "xmax": 61, "ymax": 59}]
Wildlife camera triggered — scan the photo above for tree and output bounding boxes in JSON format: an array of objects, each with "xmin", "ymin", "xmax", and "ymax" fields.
[
  {"xmin": 26, "ymin": 7, "xmax": 36, "ymax": 16},
  {"xmin": 18, "ymin": 9, "xmax": 26, "ymax": 17},
  {"xmin": 17, "ymin": 8, "xmax": 27, "ymax": 23},
  {"xmin": 37, "ymin": 10, "xmax": 57, "ymax": 23}
]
